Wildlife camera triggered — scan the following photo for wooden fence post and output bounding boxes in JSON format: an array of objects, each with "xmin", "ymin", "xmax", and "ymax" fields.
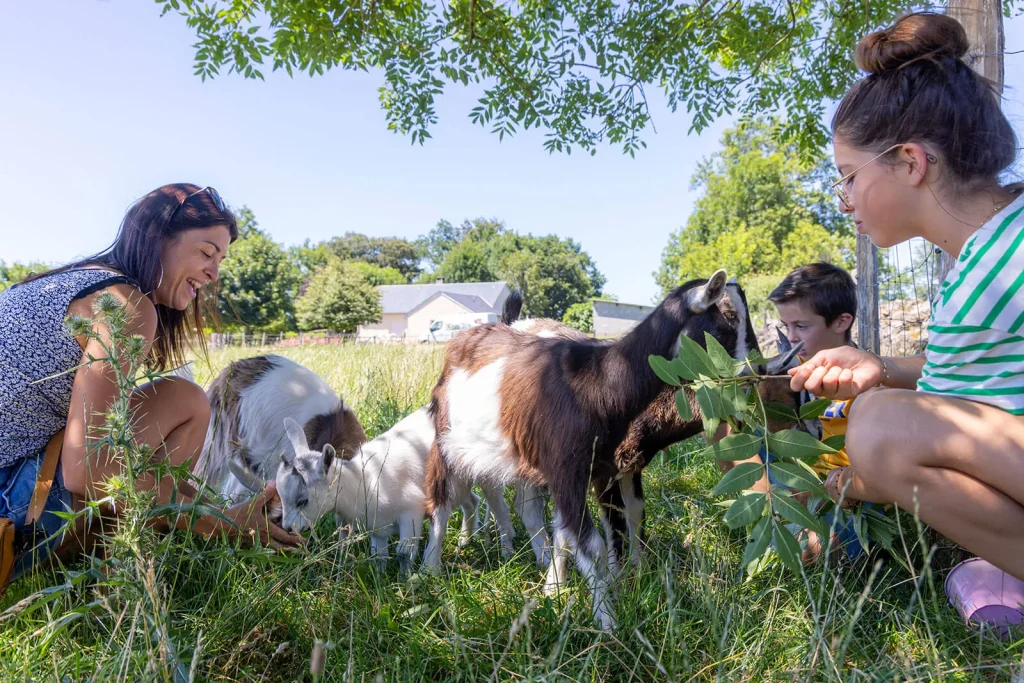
[
  {"xmin": 939, "ymin": 0, "xmax": 1005, "ymax": 282},
  {"xmin": 856, "ymin": 235, "xmax": 880, "ymax": 354}
]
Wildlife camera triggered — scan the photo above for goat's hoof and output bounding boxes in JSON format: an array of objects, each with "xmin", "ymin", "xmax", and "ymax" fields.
[
  {"xmin": 596, "ymin": 610, "xmax": 617, "ymax": 631},
  {"xmin": 457, "ymin": 535, "xmax": 472, "ymax": 548}
]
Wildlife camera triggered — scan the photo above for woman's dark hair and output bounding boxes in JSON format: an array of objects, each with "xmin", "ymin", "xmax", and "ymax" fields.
[
  {"xmin": 832, "ymin": 12, "xmax": 1017, "ymax": 195},
  {"xmin": 28, "ymin": 183, "xmax": 238, "ymax": 371}
]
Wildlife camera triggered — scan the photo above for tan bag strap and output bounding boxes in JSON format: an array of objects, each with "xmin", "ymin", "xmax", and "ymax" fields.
[{"xmin": 25, "ymin": 430, "xmax": 64, "ymax": 526}]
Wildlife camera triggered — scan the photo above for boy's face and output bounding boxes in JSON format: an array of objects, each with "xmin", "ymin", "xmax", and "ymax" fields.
[{"xmin": 774, "ymin": 300, "xmax": 852, "ymax": 358}]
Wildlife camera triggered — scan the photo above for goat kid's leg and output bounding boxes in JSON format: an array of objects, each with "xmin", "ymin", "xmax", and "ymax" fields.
[
  {"xmin": 396, "ymin": 514, "xmax": 422, "ymax": 575},
  {"xmin": 621, "ymin": 472, "xmax": 647, "ymax": 566},
  {"xmin": 422, "ymin": 505, "xmax": 451, "ymax": 573},
  {"xmin": 481, "ymin": 483, "xmax": 515, "ymax": 559},
  {"xmin": 551, "ymin": 505, "xmax": 616, "ymax": 630},
  {"xmin": 594, "ymin": 476, "xmax": 626, "ymax": 578},
  {"xmin": 370, "ymin": 530, "xmax": 391, "ymax": 571},
  {"xmin": 543, "ymin": 521, "xmax": 572, "ymax": 596},
  {"xmin": 458, "ymin": 491, "xmax": 481, "ymax": 548},
  {"xmin": 515, "ymin": 483, "xmax": 551, "ymax": 569}
]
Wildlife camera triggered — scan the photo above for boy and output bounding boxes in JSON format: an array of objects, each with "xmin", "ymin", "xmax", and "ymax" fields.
[{"xmin": 766, "ymin": 263, "xmax": 870, "ymax": 564}]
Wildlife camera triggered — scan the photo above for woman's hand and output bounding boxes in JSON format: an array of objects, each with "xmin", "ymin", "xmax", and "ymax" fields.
[
  {"xmin": 788, "ymin": 346, "xmax": 885, "ymax": 400},
  {"xmin": 200, "ymin": 481, "xmax": 306, "ymax": 550}
]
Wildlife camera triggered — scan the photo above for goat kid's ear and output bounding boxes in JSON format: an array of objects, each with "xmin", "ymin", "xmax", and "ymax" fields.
[
  {"xmin": 690, "ymin": 269, "xmax": 729, "ymax": 313},
  {"xmin": 766, "ymin": 340, "xmax": 805, "ymax": 375},
  {"xmin": 283, "ymin": 417, "xmax": 309, "ymax": 456},
  {"xmin": 322, "ymin": 444, "xmax": 336, "ymax": 473}
]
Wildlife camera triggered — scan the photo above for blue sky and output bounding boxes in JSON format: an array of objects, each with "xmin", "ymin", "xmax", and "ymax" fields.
[{"xmin": 3, "ymin": 2, "xmax": 1024, "ymax": 305}]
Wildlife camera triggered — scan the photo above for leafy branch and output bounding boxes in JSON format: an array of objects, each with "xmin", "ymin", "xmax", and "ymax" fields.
[{"xmin": 650, "ymin": 331, "xmax": 897, "ymax": 575}]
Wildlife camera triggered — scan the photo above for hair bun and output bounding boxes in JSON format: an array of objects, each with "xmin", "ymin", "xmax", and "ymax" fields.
[{"xmin": 856, "ymin": 13, "xmax": 969, "ymax": 74}]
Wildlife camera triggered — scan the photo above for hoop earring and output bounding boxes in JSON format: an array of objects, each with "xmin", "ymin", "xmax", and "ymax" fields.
[{"xmin": 156, "ymin": 266, "xmax": 164, "ymax": 289}]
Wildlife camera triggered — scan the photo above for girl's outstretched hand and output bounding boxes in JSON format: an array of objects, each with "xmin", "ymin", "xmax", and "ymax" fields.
[{"xmin": 789, "ymin": 346, "xmax": 885, "ymax": 400}]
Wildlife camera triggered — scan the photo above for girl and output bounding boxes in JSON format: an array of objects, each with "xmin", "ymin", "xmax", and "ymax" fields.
[{"xmin": 790, "ymin": 13, "xmax": 1024, "ymax": 579}]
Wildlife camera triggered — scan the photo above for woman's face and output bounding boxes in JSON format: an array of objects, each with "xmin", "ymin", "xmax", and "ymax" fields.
[
  {"xmin": 833, "ymin": 137, "xmax": 922, "ymax": 249},
  {"xmin": 155, "ymin": 225, "xmax": 231, "ymax": 310}
]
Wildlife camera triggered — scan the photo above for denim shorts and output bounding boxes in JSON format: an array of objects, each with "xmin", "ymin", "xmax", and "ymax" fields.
[{"xmin": 0, "ymin": 451, "xmax": 73, "ymax": 581}]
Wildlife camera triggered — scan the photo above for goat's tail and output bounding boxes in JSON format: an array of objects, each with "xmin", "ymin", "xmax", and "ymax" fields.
[{"xmin": 501, "ymin": 289, "xmax": 524, "ymax": 325}]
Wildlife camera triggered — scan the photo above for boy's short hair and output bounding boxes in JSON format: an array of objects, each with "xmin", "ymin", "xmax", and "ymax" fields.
[{"xmin": 768, "ymin": 262, "xmax": 857, "ymax": 326}]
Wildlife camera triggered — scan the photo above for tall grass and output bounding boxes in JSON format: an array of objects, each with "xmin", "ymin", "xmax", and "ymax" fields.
[{"xmin": 1, "ymin": 342, "xmax": 1020, "ymax": 681}]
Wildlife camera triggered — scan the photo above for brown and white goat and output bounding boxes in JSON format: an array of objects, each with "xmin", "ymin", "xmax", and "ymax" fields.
[
  {"xmin": 421, "ymin": 271, "xmax": 744, "ymax": 629},
  {"xmin": 505, "ymin": 283, "xmax": 762, "ymax": 572},
  {"xmin": 197, "ymin": 354, "xmax": 367, "ymax": 503}
]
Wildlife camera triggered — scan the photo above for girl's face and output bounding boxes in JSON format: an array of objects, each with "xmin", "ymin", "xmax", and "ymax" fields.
[
  {"xmin": 155, "ymin": 225, "xmax": 231, "ymax": 310},
  {"xmin": 833, "ymin": 137, "xmax": 923, "ymax": 249}
]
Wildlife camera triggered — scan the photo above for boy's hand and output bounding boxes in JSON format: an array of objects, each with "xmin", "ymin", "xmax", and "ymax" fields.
[{"xmin": 789, "ymin": 347, "xmax": 884, "ymax": 399}]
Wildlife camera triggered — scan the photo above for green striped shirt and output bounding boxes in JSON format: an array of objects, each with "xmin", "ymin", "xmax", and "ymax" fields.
[{"xmin": 920, "ymin": 193, "xmax": 1024, "ymax": 415}]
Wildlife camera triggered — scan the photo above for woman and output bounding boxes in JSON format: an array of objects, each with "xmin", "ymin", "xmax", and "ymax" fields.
[
  {"xmin": 0, "ymin": 183, "xmax": 302, "ymax": 581},
  {"xmin": 789, "ymin": 13, "xmax": 1024, "ymax": 579}
]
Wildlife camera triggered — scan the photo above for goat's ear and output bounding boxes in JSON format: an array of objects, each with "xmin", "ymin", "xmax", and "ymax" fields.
[
  {"xmin": 321, "ymin": 444, "xmax": 336, "ymax": 473},
  {"xmin": 775, "ymin": 328, "xmax": 793, "ymax": 355},
  {"xmin": 690, "ymin": 269, "xmax": 729, "ymax": 313},
  {"xmin": 766, "ymin": 340, "xmax": 805, "ymax": 375},
  {"xmin": 283, "ymin": 417, "xmax": 309, "ymax": 456}
]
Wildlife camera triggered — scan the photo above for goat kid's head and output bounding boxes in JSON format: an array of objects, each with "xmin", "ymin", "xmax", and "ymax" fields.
[
  {"xmin": 673, "ymin": 271, "xmax": 759, "ymax": 363},
  {"xmin": 275, "ymin": 417, "xmax": 347, "ymax": 533}
]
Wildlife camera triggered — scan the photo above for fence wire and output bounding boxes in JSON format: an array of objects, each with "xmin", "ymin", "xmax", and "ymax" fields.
[{"xmin": 876, "ymin": 237, "xmax": 943, "ymax": 358}]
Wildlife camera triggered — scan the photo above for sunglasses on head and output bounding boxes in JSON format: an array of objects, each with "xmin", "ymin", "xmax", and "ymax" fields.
[{"xmin": 169, "ymin": 186, "xmax": 226, "ymax": 221}]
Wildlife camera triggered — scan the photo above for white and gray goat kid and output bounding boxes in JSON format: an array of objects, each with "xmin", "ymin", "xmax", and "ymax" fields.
[{"xmin": 276, "ymin": 407, "xmax": 490, "ymax": 572}]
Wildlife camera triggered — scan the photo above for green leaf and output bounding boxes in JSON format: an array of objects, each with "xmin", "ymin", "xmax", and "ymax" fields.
[
  {"xmin": 704, "ymin": 332, "xmax": 736, "ymax": 378},
  {"xmin": 772, "ymin": 519, "xmax": 804, "ymax": 574},
  {"xmin": 648, "ymin": 355, "xmax": 681, "ymax": 387},
  {"xmin": 711, "ymin": 462, "xmax": 764, "ymax": 496},
  {"xmin": 723, "ymin": 492, "xmax": 766, "ymax": 529},
  {"xmin": 720, "ymin": 382, "xmax": 749, "ymax": 418},
  {"xmin": 702, "ymin": 414, "xmax": 721, "ymax": 442},
  {"xmin": 764, "ymin": 401, "xmax": 797, "ymax": 424},
  {"xmin": 799, "ymin": 398, "xmax": 831, "ymax": 420},
  {"xmin": 767, "ymin": 461, "xmax": 828, "ymax": 498},
  {"xmin": 709, "ymin": 433, "xmax": 763, "ymax": 461},
  {"xmin": 742, "ymin": 516, "xmax": 772, "ymax": 569},
  {"xmin": 773, "ymin": 491, "xmax": 827, "ymax": 537},
  {"xmin": 767, "ymin": 429, "xmax": 836, "ymax": 464},
  {"xmin": 823, "ymin": 434, "xmax": 846, "ymax": 451},
  {"xmin": 695, "ymin": 383, "xmax": 731, "ymax": 420},
  {"xmin": 675, "ymin": 334, "xmax": 718, "ymax": 380},
  {"xmin": 674, "ymin": 389, "xmax": 693, "ymax": 421}
]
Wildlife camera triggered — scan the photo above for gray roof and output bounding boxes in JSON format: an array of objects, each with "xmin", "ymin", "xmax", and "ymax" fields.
[
  {"xmin": 441, "ymin": 292, "xmax": 494, "ymax": 313},
  {"xmin": 379, "ymin": 281, "xmax": 509, "ymax": 315},
  {"xmin": 592, "ymin": 300, "xmax": 655, "ymax": 321}
]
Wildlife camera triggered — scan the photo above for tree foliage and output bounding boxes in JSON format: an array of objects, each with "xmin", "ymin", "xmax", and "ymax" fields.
[
  {"xmin": 562, "ymin": 301, "xmax": 594, "ymax": 333},
  {"xmin": 416, "ymin": 218, "xmax": 606, "ymax": 319},
  {"xmin": 295, "ymin": 258, "xmax": 383, "ymax": 332},
  {"xmin": 0, "ymin": 261, "xmax": 49, "ymax": 292},
  {"xmin": 326, "ymin": 232, "xmax": 421, "ymax": 282},
  {"xmin": 216, "ymin": 208, "xmax": 300, "ymax": 332},
  {"xmin": 152, "ymin": 0, "xmax": 1002, "ymax": 155},
  {"xmin": 656, "ymin": 119, "xmax": 854, "ymax": 314}
]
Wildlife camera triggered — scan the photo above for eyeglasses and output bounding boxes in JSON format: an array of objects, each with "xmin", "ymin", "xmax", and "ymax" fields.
[
  {"xmin": 830, "ymin": 145, "xmax": 938, "ymax": 208},
  {"xmin": 169, "ymin": 186, "xmax": 226, "ymax": 222},
  {"xmin": 830, "ymin": 144, "xmax": 902, "ymax": 208}
]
